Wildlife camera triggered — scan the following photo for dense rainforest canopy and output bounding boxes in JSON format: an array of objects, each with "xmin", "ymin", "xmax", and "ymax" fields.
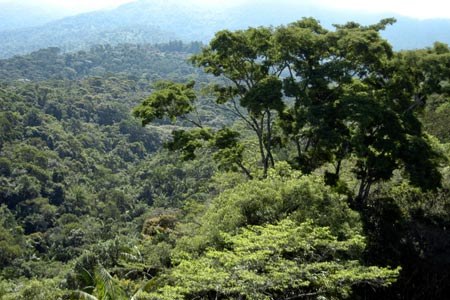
[{"xmin": 0, "ymin": 18, "xmax": 450, "ymax": 300}]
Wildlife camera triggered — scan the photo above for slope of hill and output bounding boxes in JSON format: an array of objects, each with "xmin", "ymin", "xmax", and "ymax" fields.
[
  {"xmin": 0, "ymin": 43, "xmax": 203, "ymax": 82},
  {"xmin": 0, "ymin": 18, "xmax": 175, "ymax": 59},
  {"xmin": 0, "ymin": 0, "xmax": 219, "ymax": 58}
]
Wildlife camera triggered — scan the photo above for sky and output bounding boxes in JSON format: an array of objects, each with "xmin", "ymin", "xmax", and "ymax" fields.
[
  {"xmin": 1, "ymin": 0, "xmax": 135, "ymax": 13},
  {"xmin": 1, "ymin": 0, "xmax": 450, "ymax": 19},
  {"xmin": 313, "ymin": 0, "xmax": 450, "ymax": 19}
]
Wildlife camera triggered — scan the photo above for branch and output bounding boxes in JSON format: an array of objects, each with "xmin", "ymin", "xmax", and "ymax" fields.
[
  {"xmin": 237, "ymin": 161, "xmax": 253, "ymax": 179},
  {"xmin": 284, "ymin": 292, "xmax": 320, "ymax": 300},
  {"xmin": 179, "ymin": 115, "xmax": 204, "ymax": 129},
  {"xmin": 231, "ymin": 98, "xmax": 259, "ymax": 132}
]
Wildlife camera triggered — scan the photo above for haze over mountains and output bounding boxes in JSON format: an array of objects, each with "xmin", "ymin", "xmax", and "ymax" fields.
[
  {"xmin": 0, "ymin": 1, "xmax": 69, "ymax": 31},
  {"xmin": 0, "ymin": 0, "xmax": 449, "ymax": 58}
]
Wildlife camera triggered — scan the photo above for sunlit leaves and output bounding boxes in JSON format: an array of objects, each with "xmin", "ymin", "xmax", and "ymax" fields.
[{"xmin": 149, "ymin": 219, "xmax": 399, "ymax": 300}]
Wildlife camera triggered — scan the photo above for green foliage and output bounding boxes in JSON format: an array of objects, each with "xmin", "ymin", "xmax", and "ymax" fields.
[
  {"xmin": 149, "ymin": 219, "xmax": 399, "ymax": 300},
  {"xmin": 0, "ymin": 44, "xmax": 220, "ymax": 297},
  {"xmin": 0, "ymin": 278, "xmax": 67, "ymax": 300},
  {"xmin": 131, "ymin": 151, "xmax": 216, "ymax": 208},
  {"xmin": 136, "ymin": 18, "xmax": 444, "ymax": 199},
  {"xmin": 422, "ymin": 98, "xmax": 450, "ymax": 142},
  {"xmin": 71, "ymin": 265, "xmax": 128, "ymax": 300},
  {"xmin": 0, "ymin": 43, "xmax": 203, "ymax": 82},
  {"xmin": 165, "ymin": 129, "xmax": 212, "ymax": 161},
  {"xmin": 418, "ymin": 44, "xmax": 450, "ymax": 142},
  {"xmin": 210, "ymin": 128, "xmax": 248, "ymax": 175},
  {"xmin": 174, "ymin": 169, "xmax": 361, "ymax": 258},
  {"xmin": 133, "ymin": 81, "xmax": 197, "ymax": 126},
  {"xmin": 93, "ymin": 266, "xmax": 128, "ymax": 300},
  {"xmin": 0, "ymin": 205, "xmax": 26, "ymax": 267}
]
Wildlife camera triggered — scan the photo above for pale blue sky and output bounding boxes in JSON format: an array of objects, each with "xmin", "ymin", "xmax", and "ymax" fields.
[{"xmin": 1, "ymin": 0, "xmax": 449, "ymax": 19}]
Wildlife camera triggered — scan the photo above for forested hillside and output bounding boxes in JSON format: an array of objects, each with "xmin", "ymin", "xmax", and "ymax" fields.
[
  {"xmin": 0, "ymin": 42, "xmax": 222, "ymax": 298},
  {"xmin": 0, "ymin": 18, "xmax": 449, "ymax": 300},
  {"xmin": 0, "ymin": 42, "xmax": 203, "ymax": 82}
]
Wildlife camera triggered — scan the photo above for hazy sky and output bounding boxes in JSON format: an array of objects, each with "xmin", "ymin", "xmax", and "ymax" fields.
[
  {"xmin": 1, "ymin": 0, "xmax": 450, "ymax": 19},
  {"xmin": 0, "ymin": 0, "xmax": 135, "ymax": 13},
  {"xmin": 314, "ymin": 0, "xmax": 450, "ymax": 19}
]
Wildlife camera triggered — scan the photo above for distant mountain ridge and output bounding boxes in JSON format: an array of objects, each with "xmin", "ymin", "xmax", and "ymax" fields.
[{"xmin": 0, "ymin": 0, "xmax": 449, "ymax": 58}]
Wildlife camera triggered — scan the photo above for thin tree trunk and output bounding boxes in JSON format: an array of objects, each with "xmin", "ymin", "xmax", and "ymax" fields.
[
  {"xmin": 295, "ymin": 137, "xmax": 302, "ymax": 160},
  {"xmin": 258, "ymin": 116, "xmax": 269, "ymax": 177},
  {"xmin": 250, "ymin": 115, "xmax": 267, "ymax": 176},
  {"xmin": 265, "ymin": 109, "xmax": 275, "ymax": 168},
  {"xmin": 335, "ymin": 158, "xmax": 342, "ymax": 178},
  {"xmin": 237, "ymin": 161, "xmax": 253, "ymax": 180},
  {"xmin": 357, "ymin": 174, "xmax": 373, "ymax": 207}
]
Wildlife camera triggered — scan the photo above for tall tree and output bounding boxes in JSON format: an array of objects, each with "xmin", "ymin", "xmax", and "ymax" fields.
[
  {"xmin": 134, "ymin": 18, "xmax": 443, "ymax": 201},
  {"xmin": 191, "ymin": 27, "xmax": 285, "ymax": 177}
]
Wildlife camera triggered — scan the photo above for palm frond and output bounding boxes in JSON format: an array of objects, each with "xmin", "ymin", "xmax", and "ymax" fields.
[
  {"xmin": 94, "ymin": 266, "xmax": 127, "ymax": 300},
  {"xmin": 72, "ymin": 290, "xmax": 98, "ymax": 300}
]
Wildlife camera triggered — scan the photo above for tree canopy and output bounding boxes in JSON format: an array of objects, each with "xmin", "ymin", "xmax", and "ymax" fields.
[{"xmin": 134, "ymin": 18, "xmax": 446, "ymax": 202}]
